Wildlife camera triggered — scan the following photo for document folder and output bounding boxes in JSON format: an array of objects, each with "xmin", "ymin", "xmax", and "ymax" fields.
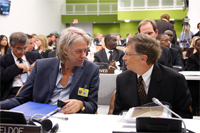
[{"xmin": 10, "ymin": 101, "xmax": 57, "ymax": 118}]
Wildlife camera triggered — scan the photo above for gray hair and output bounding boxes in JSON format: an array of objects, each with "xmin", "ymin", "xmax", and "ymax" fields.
[
  {"xmin": 56, "ymin": 27, "xmax": 92, "ymax": 63},
  {"xmin": 128, "ymin": 33, "xmax": 162, "ymax": 65},
  {"xmin": 9, "ymin": 32, "xmax": 28, "ymax": 47}
]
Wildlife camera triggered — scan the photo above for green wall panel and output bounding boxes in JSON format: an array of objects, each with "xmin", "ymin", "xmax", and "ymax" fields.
[
  {"xmin": 61, "ymin": 15, "xmax": 118, "ymax": 23},
  {"xmin": 118, "ymin": 10, "xmax": 187, "ymax": 20},
  {"xmin": 66, "ymin": 0, "xmax": 117, "ymax": 3},
  {"xmin": 120, "ymin": 22, "xmax": 140, "ymax": 38},
  {"xmin": 93, "ymin": 23, "xmax": 120, "ymax": 38},
  {"xmin": 174, "ymin": 20, "xmax": 183, "ymax": 39}
]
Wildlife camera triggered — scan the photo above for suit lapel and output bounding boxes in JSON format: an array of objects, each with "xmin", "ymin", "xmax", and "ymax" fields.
[
  {"xmin": 5, "ymin": 53, "xmax": 15, "ymax": 66},
  {"xmin": 70, "ymin": 62, "xmax": 84, "ymax": 93},
  {"xmin": 25, "ymin": 52, "xmax": 34, "ymax": 64},
  {"xmin": 146, "ymin": 64, "xmax": 163, "ymax": 102},
  {"xmin": 49, "ymin": 59, "xmax": 60, "ymax": 94},
  {"xmin": 112, "ymin": 49, "xmax": 118, "ymax": 61}
]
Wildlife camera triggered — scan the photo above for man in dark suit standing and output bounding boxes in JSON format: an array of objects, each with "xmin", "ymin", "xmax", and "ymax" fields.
[
  {"xmin": 0, "ymin": 32, "xmax": 41, "ymax": 100},
  {"xmin": 113, "ymin": 33, "xmax": 192, "ymax": 118},
  {"xmin": 156, "ymin": 13, "xmax": 176, "ymax": 45},
  {"xmin": 94, "ymin": 34, "xmax": 125, "ymax": 70}
]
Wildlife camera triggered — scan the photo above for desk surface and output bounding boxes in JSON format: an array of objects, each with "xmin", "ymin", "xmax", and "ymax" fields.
[
  {"xmin": 50, "ymin": 113, "xmax": 200, "ymax": 133},
  {"xmin": 179, "ymin": 71, "xmax": 200, "ymax": 80}
]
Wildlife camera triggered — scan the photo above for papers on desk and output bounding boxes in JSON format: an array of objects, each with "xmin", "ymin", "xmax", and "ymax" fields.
[{"xmin": 124, "ymin": 106, "xmax": 171, "ymax": 123}]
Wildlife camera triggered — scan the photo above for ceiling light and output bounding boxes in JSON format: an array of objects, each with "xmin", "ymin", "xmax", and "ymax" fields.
[{"xmin": 124, "ymin": 19, "xmax": 130, "ymax": 23}]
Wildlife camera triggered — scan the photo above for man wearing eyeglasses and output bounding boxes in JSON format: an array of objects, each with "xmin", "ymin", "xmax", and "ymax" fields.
[
  {"xmin": 113, "ymin": 33, "xmax": 192, "ymax": 118},
  {"xmin": 0, "ymin": 32, "xmax": 41, "ymax": 101}
]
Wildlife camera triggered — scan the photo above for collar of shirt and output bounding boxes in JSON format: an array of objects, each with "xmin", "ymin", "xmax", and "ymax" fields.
[
  {"xmin": 137, "ymin": 65, "xmax": 154, "ymax": 94},
  {"xmin": 11, "ymin": 50, "xmax": 26, "ymax": 63},
  {"xmin": 105, "ymin": 47, "xmax": 113, "ymax": 61},
  {"xmin": 56, "ymin": 61, "xmax": 77, "ymax": 85},
  {"xmin": 170, "ymin": 43, "xmax": 172, "ymax": 48}
]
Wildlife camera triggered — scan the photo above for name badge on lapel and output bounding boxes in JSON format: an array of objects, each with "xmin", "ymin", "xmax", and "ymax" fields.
[{"xmin": 78, "ymin": 85, "xmax": 89, "ymax": 97}]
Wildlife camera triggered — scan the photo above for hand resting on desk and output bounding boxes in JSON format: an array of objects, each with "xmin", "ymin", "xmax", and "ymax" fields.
[{"xmin": 61, "ymin": 99, "xmax": 84, "ymax": 114}]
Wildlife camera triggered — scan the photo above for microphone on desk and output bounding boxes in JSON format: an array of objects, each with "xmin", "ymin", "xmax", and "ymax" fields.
[
  {"xmin": 152, "ymin": 97, "xmax": 187, "ymax": 133},
  {"xmin": 108, "ymin": 65, "xmax": 117, "ymax": 70},
  {"xmin": 29, "ymin": 113, "xmax": 68, "ymax": 132}
]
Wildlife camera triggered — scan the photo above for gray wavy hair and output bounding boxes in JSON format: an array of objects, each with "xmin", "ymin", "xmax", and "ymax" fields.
[{"xmin": 56, "ymin": 27, "xmax": 92, "ymax": 63}]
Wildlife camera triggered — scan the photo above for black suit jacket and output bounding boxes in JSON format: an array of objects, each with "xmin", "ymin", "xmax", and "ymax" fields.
[
  {"xmin": 93, "ymin": 38, "xmax": 101, "ymax": 46},
  {"xmin": 171, "ymin": 43, "xmax": 183, "ymax": 62},
  {"xmin": 0, "ymin": 51, "xmax": 42, "ymax": 100},
  {"xmin": 187, "ymin": 52, "xmax": 200, "ymax": 71},
  {"xmin": 156, "ymin": 20, "xmax": 177, "ymax": 44},
  {"xmin": 193, "ymin": 31, "xmax": 200, "ymax": 37},
  {"xmin": 159, "ymin": 45, "xmax": 172, "ymax": 68},
  {"xmin": 117, "ymin": 40, "xmax": 125, "ymax": 46},
  {"xmin": 113, "ymin": 63, "xmax": 192, "ymax": 118},
  {"xmin": 170, "ymin": 48, "xmax": 184, "ymax": 70},
  {"xmin": 48, "ymin": 50, "xmax": 56, "ymax": 58},
  {"xmin": 94, "ymin": 48, "xmax": 125, "ymax": 69}
]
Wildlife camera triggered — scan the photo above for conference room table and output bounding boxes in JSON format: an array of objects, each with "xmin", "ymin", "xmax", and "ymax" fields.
[{"xmin": 49, "ymin": 113, "xmax": 200, "ymax": 133}]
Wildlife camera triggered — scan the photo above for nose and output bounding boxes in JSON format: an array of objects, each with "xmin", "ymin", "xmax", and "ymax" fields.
[
  {"xmin": 122, "ymin": 54, "xmax": 126, "ymax": 61},
  {"xmin": 81, "ymin": 51, "xmax": 86, "ymax": 58}
]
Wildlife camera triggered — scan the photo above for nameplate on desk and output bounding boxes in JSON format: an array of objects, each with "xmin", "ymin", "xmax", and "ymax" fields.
[
  {"xmin": 99, "ymin": 69, "xmax": 114, "ymax": 74},
  {"xmin": 0, "ymin": 123, "xmax": 40, "ymax": 133}
]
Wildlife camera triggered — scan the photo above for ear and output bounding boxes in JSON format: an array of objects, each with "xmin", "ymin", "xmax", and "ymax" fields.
[
  {"xmin": 141, "ymin": 55, "xmax": 148, "ymax": 63},
  {"xmin": 62, "ymin": 46, "xmax": 68, "ymax": 55},
  {"xmin": 155, "ymin": 30, "xmax": 159, "ymax": 37}
]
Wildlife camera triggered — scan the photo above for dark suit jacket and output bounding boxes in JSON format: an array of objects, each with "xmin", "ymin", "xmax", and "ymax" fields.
[
  {"xmin": 93, "ymin": 38, "xmax": 101, "ymax": 46},
  {"xmin": 117, "ymin": 40, "xmax": 125, "ymax": 46},
  {"xmin": 156, "ymin": 20, "xmax": 177, "ymax": 44},
  {"xmin": 171, "ymin": 43, "xmax": 183, "ymax": 61},
  {"xmin": 113, "ymin": 63, "xmax": 192, "ymax": 118},
  {"xmin": 93, "ymin": 48, "xmax": 125, "ymax": 69},
  {"xmin": 193, "ymin": 31, "xmax": 200, "ymax": 37},
  {"xmin": 0, "ymin": 51, "xmax": 42, "ymax": 101},
  {"xmin": 48, "ymin": 50, "xmax": 56, "ymax": 58},
  {"xmin": 41, "ymin": 49, "xmax": 52, "ymax": 58},
  {"xmin": 0, "ymin": 58, "xmax": 100, "ymax": 114},
  {"xmin": 170, "ymin": 48, "xmax": 184, "ymax": 70},
  {"xmin": 159, "ymin": 45, "xmax": 173, "ymax": 68},
  {"xmin": 187, "ymin": 52, "xmax": 200, "ymax": 71}
]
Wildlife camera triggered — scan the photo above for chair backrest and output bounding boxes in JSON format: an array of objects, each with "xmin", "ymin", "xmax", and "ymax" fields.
[{"xmin": 98, "ymin": 74, "xmax": 117, "ymax": 105}]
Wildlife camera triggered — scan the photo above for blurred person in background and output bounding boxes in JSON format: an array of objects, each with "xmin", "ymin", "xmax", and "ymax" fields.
[
  {"xmin": 35, "ymin": 34, "xmax": 52, "ymax": 58},
  {"xmin": 0, "ymin": 35, "xmax": 10, "ymax": 56},
  {"xmin": 186, "ymin": 36, "xmax": 200, "ymax": 57}
]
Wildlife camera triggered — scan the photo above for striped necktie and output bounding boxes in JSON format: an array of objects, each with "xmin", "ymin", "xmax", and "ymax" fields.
[{"xmin": 137, "ymin": 76, "xmax": 147, "ymax": 105}]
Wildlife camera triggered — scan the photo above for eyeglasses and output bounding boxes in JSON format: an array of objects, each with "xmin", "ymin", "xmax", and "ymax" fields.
[
  {"xmin": 167, "ymin": 34, "xmax": 173, "ymax": 37},
  {"xmin": 125, "ymin": 52, "xmax": 141, "ymax": 57},
  {"xmin": 14, "ymin": 47, "xmax": 28, "ymax": 53},
  {"xmin": 160, "ymin": 39, "xmax": 170, "ymax": 43}
]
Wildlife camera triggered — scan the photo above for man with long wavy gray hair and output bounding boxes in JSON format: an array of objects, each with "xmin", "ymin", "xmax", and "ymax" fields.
[{"xmin": 0, "ymin": 27, "xmax": 100, "ymax": 114}]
